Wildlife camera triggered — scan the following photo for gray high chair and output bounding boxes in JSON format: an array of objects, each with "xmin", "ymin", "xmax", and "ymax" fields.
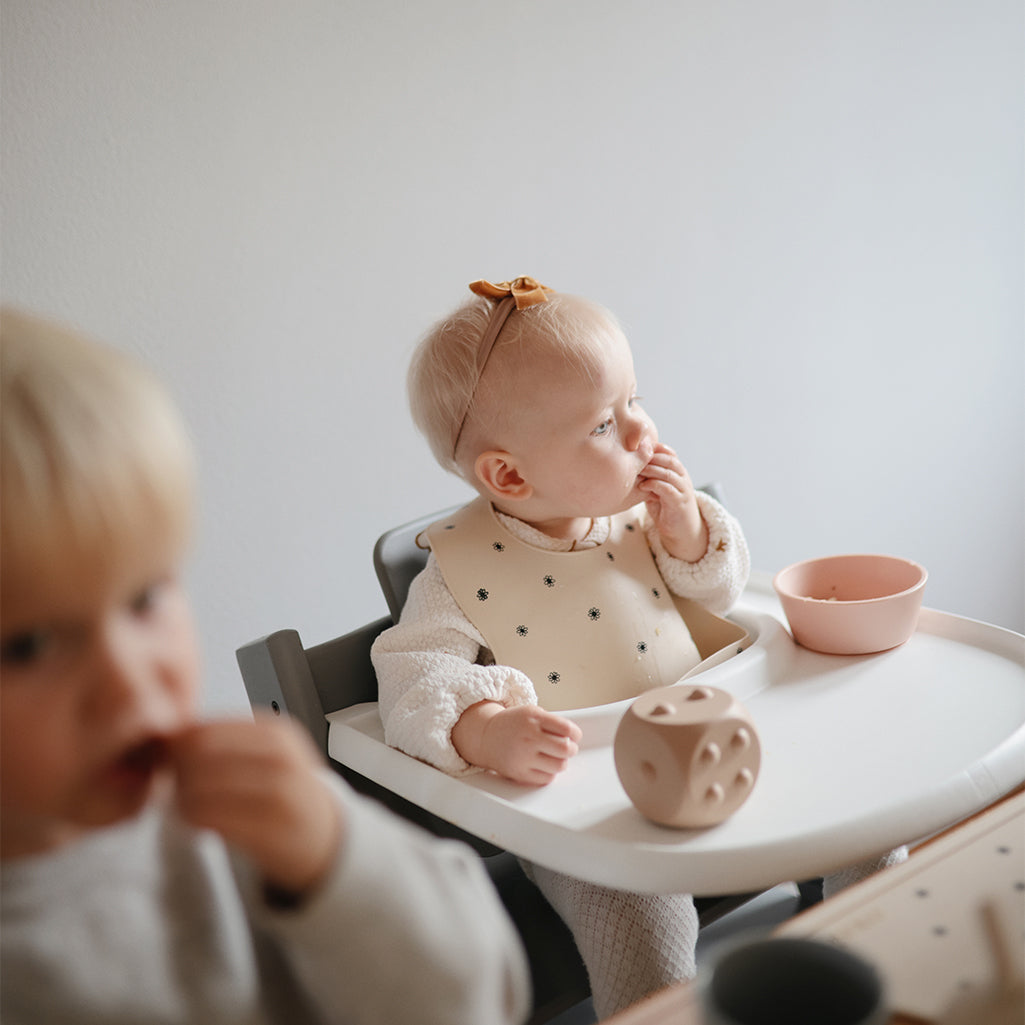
[{"xmin": 236, "ymin": 489, "xmax": 790, "ymax": 1025}]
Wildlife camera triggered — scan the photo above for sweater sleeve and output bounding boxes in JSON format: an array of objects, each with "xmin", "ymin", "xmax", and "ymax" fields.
[
  {"xmin": 372, "ymin": 554, "xmax": 538, "ymax": 776},
  {"xmin": 646, "ymin": 491, "xmax": 750, "ymax": 614},
  {"xmin": 249, "ymin": 775, "xmax": 532, "ymax": 1025}
]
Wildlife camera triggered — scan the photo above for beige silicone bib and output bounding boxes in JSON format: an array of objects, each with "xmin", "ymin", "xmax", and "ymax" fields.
[{"xmin": 426, "ymin": 499, "xmax": 741, "ymax": 710}]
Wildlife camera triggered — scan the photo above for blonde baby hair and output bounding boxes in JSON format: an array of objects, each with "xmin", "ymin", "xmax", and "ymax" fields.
[
  {"xmin": 0, "ymin": 307, "xmax": 195, "ymax": 584},
  {"xmin": 408, "ymin": 285, "xmax": 626, "ymax": 482}
]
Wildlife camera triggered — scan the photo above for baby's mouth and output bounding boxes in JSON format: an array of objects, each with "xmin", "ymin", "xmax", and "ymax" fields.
[{"xmin": 112, "ymin": 736, "xmax": 171, "ymax": 785}]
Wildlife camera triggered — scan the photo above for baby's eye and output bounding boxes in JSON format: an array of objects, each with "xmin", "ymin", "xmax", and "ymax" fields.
[
  {"xmin": 0, "ymin": 629, "xmax": 53, "ymax": 667},
  {"xmin": 592, "ymin": 418, "xmax": 613, "ymax": 437},
  {"xmin": 629, "ymin": 394, "xmax": 644, "ymax": 408},
  {"xmin": 128, "ymin": 581, "xmax": 165, "ymax": 617}
]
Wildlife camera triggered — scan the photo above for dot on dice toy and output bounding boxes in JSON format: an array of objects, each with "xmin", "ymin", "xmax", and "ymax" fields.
[{"xmin": 613, "ymin": 684, "xmax": 761, "ymax": 828}]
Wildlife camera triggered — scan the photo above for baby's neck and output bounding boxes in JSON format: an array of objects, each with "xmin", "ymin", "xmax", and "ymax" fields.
[
  {"xmin": 494, "ymin": 505, "xmax": 593, "ymax": 545},
  {"xmin": 531, "ymin": 515, "xmax": 594, "ymax": 544}
]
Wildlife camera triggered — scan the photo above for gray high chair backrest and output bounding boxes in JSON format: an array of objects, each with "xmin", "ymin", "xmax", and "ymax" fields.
[{"xmin": 373, "ymin": 503, "xmax": 463, "ymax": 621}]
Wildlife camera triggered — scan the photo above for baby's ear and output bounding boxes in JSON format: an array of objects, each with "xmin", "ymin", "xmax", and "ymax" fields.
[{"xmin": 474, "ymin": 450, "xmax": 533, "ymax": 502}]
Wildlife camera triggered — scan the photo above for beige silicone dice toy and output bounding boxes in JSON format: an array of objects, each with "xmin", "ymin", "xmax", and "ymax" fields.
[{"xmin": 613, "ymin": 684, "xmax": 760, "ymax": 828}]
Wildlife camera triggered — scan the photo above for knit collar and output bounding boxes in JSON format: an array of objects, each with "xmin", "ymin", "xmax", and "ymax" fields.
[{"xmin": 494, "ymin": 509, "xmax": 610, "ymax": 552}]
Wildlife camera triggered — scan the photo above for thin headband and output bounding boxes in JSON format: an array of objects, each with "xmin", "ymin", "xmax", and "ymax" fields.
[{"xmin": 450, "ymin": 276, "xmax": 553, "ymax": 460}]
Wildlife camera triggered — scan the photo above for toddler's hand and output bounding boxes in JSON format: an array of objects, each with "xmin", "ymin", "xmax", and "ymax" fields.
[
  {"xmin": 170, "ymin": 714, "xmax": 341, "ymax": 898},
  {"xmin": 452, "ymin": 702, "xmax": 582, "ymax": 786},
  {"xmin": 638, "ymin": 443, "xmax": 709, "ymax": 563}
]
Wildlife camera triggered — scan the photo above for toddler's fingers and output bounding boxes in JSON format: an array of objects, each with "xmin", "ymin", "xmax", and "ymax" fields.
[
  {"xmin": 520, "ymin": 750, "xmax": 575, "ymax": 786},
  {"xmin": 172, "ymin": 715, "xmax": 321, "ymax": 778},
  {"xmin": 640, "ymin": 467, "xmax": 688, "ymax": 495},
  {"xmin": 639, "ymin": 479, "xmax": 676, "ymax": 505},
  {"xmin": 519, "ymin": 766, "xmax": 560, "ymax": 787},
  {"xmin": 642, "ymin": 448, "xmax": 690, "ymax": 478},
  {"xmin": 538, "ymin": 711, "xmax": 582, "ymax": 743},
  {"xmin": 660, "ymin": 451, "xmax": 693, "ymax": 481},
  {"xmin": 539, "ymin": 730, "xmax": 579, "ymax": 761},
  {"xmin": 169, "ymin": 716, "xmax": 326, "ymax": 833},
  {"xmin": 171, "ymin": 724, "xmax": 340, "ymax": 892},
  {"xmin": 536, "ymin": 751, "xmax": 574, "ymax": 777},
  {"xmin": 652, "ymin": 442, "xmax": 686, "ymax": 467}
]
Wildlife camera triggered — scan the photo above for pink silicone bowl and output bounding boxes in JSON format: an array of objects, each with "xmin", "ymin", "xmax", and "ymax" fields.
[{"xmin": 772, "ymin": 554, "xmax": 927, "ymax": 655}]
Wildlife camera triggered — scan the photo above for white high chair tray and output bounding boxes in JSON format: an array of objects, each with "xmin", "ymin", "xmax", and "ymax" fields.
[{"xmin": 326, "ymin": 573, "xmax": 1025, "ymax": 895}]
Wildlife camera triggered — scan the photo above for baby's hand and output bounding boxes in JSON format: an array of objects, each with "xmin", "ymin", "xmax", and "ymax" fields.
[
  {"xmin": 452, "ymin": 702, "xmax": 582, "ymax": 786},
  {"xmin": 170, "ymin": 714, "xmax": 341, "ymax": 899},
  {"xmin": 638, "ymin": 443, "xmax": 709, "ymax": 563}
]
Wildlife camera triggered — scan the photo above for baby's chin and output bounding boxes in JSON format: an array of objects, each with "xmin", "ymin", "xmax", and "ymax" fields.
[{"xmin": 603, "ymin": 489, "xmax": 647, "ymax": 518}]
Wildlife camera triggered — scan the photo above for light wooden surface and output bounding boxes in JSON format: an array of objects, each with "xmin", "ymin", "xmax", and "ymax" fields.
[{"xmin": 605, "ymin": 788, "xmax": 1025, "ymax": 1025}]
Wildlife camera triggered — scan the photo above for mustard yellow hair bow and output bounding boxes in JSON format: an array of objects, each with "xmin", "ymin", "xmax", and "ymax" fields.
[{"xmin": 469, "ymin": 276, "xmax": 553, "ymax": 310}]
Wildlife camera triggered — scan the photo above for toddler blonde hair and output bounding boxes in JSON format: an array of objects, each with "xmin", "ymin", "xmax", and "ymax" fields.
[
  {"xmin": 408, "ymin": 289, "xmax": 626, "ymax": 480},
  {"xmin": 1, "ymin": 307, "xmax": 195, "ymax": 583}
]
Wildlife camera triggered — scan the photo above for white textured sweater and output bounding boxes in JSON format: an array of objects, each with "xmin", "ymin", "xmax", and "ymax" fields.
[
  {"xmin": 0, "ymin": 775, "xmax": 530, "ymax": 1025},
  {"xmin": 373, "ymin": 493, "xmax": 750, "ymax": 775}
]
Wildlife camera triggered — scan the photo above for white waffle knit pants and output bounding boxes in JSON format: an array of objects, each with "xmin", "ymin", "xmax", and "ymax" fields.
[
  {"xmin": 522, "ymin": 845, "xmax": 907, "ymax": 1021},
  {"xmin": 520, "ymin": 861, "xmax": 699, "ymax": 1020}
]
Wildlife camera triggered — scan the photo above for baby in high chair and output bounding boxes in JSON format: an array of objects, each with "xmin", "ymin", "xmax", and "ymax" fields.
[{"xmin": 372, "ymin": 277, "xmax": 904, "ymax": 1019}]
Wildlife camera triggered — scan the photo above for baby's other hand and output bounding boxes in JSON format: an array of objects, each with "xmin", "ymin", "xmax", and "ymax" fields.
[
  {"xmin": 452, "ymin": 702, "xmax": 582, "ymax": 786},
  {"xmin": 638, "ymin": 443, "xmax": 709, "ymax": 563},
  {"xmin": 170, "ymin": 714, "xmax": 341, "ymax": 899}
]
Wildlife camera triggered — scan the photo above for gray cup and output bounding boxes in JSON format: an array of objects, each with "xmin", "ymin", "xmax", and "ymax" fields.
[{"xmin": 702, "ymin": 936, "xmax": 888, "ymax": 1025}]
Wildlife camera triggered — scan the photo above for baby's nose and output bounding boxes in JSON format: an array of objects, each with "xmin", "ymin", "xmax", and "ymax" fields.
[{"xmin": 634, "ymin": 420, "xmax": 656, "ymax": 460}]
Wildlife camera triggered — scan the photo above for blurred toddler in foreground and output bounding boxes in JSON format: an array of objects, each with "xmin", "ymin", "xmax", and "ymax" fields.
[{"xmin": 0, "ymin": 307, "xmax": 529, "ymax": 1025}]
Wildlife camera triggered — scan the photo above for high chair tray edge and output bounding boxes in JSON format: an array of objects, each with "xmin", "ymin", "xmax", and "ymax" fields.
[{"xmin": 326, "ymin": 574, "xmax": 1025, "ymax": 895}]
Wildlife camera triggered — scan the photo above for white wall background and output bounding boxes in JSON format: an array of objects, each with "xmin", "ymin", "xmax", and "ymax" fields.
[{"xmin": 3, "ymin": 0, "xmax": 1022, "ymax": 714}]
